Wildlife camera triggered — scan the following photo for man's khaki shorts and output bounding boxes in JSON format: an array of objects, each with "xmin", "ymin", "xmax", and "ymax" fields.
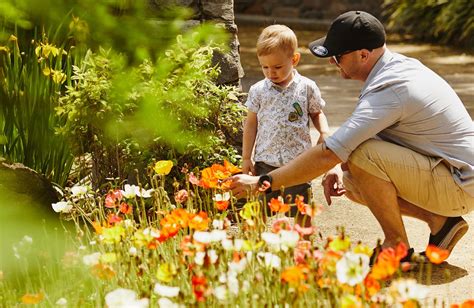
[{"xmin": 344, "ymin": 139, "xmax": 473, "ymax": 217}]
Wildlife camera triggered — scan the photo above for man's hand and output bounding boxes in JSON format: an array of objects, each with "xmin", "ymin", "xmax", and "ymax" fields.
[
  {"xmin": 241, "ymin": 159, "xmax": 255, "ymax": 175},
  {"xmin": 229, "ymin": 174, "xmax": 260, "ymax": 198},
  {"xmin": 322, "ymin": 164, "xmax": 346, "ymax": 205}
]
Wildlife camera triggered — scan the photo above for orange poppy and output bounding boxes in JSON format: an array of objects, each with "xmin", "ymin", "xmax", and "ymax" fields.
[
  {"xmin": 200, "ymin": 167, "xmax": 218, "ymax": 188},
  {"xmin": 189, "ymin": 211, "xmax": 210, "ymax": 231},
  {"xmin": 211, "ymin": 163, "xmax": 230, "ymax": 179},
  {"xmin": 370, "ymin": 242, "xmax": 408, "ymax": 280},
  {"xmin": 91, "ymin": 263, "xmax": 115, "ymax": 280},
  {"xmin": 21, "ymin": 292, "xmax": 44, "ymax": 304},
  {"xmin": 223, "ymin": 160, "xmax": 241, "ymax": 174},
  {"xmin": 425, "ymin": 244, "xmax": 450, "ymax": 264},
  {"xmin": 281, "ymin": 265, "xmax": 308, "ymax": 285},
  {"xmin": 171, "ymin": 208, "xmax": 191, "ymax": 228},
  {"xmin": 364, "ymin": 274, "xmax": 381, "ymax": 297},
  {"xmin": 92, "ymin": 220, "xmax": 104, "ymax": 234},
  {"xmin": 268, "ymin": 197, "xmax": 290, "ymax": 213}
]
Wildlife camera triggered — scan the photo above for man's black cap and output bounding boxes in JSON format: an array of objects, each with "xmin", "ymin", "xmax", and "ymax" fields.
[{"xmin": 309, "ymin": 11, "xmax": 386, "ymax": 58}]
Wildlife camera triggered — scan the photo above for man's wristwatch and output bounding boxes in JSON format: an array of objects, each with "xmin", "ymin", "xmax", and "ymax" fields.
[{"xmin": 258, "ymin": 174, "xmax": 273, "ymax": 193}]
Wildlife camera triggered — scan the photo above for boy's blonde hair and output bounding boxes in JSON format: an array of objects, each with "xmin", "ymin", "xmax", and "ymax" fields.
[{"xmin": 256, "ymin": 24, "xmax": 297, "ymax": 57}]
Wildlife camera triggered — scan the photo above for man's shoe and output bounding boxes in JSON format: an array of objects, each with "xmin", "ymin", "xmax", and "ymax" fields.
[{"xmin": 426, "ymin": 216, "xmax": 468, "ymax": 255}]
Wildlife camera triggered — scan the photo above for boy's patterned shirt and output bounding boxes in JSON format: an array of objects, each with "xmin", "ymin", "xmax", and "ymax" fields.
[{"xmin": 245, "ymin": 70, "xmax": 326, "ymax": 167}]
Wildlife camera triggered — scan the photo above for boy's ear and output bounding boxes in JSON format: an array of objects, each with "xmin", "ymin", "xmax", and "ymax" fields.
[{"xmin": 292, "ymin": 52, "xmax": 301, "ymax": 65}]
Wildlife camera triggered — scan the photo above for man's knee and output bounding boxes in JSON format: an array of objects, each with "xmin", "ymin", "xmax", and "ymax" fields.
[{"xmin": 347, "ymin": 139, "xmax": 392, "ymax": 183}]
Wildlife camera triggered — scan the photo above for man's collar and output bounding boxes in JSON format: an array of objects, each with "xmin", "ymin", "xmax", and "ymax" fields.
[{"xmin": 360, "ymin": 49, "xmax": 393, "ymax": 96}]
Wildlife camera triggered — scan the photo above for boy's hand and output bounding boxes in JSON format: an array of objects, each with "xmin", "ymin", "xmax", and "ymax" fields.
[{"xmin": 242, "ymin": 158, "xmax": 255, "ymax": 175}]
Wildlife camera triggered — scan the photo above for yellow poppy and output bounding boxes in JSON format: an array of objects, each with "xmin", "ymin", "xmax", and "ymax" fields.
[{"xmin": 154, "ymin": 160, "xmax": 173, "ymax": 175}]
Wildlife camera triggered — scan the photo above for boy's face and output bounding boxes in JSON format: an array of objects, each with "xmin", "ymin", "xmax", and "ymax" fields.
[{"xmin": 258, "ymin": 49, "xmax": 300, "ymax": 88}]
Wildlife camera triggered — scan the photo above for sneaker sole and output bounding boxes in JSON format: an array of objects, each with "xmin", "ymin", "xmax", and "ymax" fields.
[{"xmin": 438, "ymin": 220, "xmax": 469, "ymax": 254}]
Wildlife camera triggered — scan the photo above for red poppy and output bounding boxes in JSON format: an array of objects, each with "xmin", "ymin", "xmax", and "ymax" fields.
[
  {"xmin": 192, "ymin": 275, "xmax": 208, "ymax": 302},
  {"xmin": 215, "ymin": 200, "xmax": 229, "ymax": 211},
  {"xmin": 174, "ymin": 189, "xmax": 189, "ymax": 204},
  {"xmin": 119, "ymin": 202, "xmax": 132, "ymax": 214},
  {"xmin": 105, "ymin": 189, "xmax": 123, "ymax": 208},
  {"xmin": 107, "ymin": 213, "xmax": 122, "ymax": 225}
]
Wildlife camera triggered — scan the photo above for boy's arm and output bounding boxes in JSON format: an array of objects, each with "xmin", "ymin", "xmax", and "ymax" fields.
[
  {"xmin": 310, "ymin": 111, "xmax": 330, "ymax": 144},
  {"xmin": 242, "ymin": 111, "xmax": 258, "ymax": 175}
]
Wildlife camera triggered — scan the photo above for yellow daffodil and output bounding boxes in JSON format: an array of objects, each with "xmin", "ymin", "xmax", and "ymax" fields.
[
  {"xmin": 51, "ymin": 70, "xmax": 67, "ymax": 84},
  {"xmin": 154, "ymin": 160, "xmax": 173, "ymax": 175},
  {"xmin": 35, "ymin": 42, "xmax": 61, "ymax": 58},
  {"xmin": 42, "ymin": 67, "xmax": 51, "ymax": 76}
]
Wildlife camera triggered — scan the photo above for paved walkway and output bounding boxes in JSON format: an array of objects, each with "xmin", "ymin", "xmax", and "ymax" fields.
[{"xmin": 238, "ymin": 24, "xmax": 474, "ymax": 304}]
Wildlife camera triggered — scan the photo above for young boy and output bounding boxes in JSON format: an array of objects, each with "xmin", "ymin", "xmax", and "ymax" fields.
[{"xmin": 242, "ymin": 24, "xmax": 329, "ymax": 227}]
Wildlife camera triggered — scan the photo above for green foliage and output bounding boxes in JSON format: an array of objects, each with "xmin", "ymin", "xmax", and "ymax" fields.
[
  {"xmin": 1, "ymin": 0, "xmax": 244, "ymax": 188},
  {"xmin": 0, "ymin": 34, "xmax": 73, "ymax": 186},
  {"xmin": 0, "ymin": 0, "xmax": 190, "ymax": 63},
  {"xmin": 57, "ymin": 27, "xmax": 245, "ymax": 187},
  {"xmin": 383, "ymin": 0, "xmax": 474, "ymax": 49}
]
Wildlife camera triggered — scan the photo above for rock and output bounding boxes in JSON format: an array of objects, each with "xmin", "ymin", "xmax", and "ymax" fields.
[{"xmin": 0, "ymin": 157, "xmax": 59, "ymax": 211}]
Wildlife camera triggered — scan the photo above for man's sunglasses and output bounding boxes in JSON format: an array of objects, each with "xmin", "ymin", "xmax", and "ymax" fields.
[
  {"xmin": 332, "ymin": 51, "xmax": 352, "ymax": 65},
  {"xmin": 332, "ymin": 49, "xmax": 373, "ymax": 65}
]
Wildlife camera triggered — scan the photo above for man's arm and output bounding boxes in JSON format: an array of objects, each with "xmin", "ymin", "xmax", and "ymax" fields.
[
  {"xmin": 241, "ymin": 111, "xmax": 258, "ymax": 175},
  {"xmin": 230, "ymin": 143, "xmax": 342, "ymax": 197},
  {"xmin": 269, "ymin": 142, "xmax": 341, "ymax": 189}
]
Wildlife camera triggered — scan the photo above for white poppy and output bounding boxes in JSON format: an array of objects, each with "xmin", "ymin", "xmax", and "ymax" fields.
[
  {"xmin": 82, "ymin": 252, "xmax": 101, "ymax": 266},
  {"xmin": 390, "ymin": 278, "xmax": 430, "ymax": 302},
  {"xmin": 52, "ymin": 201, "xmax": 73, "ymax": 213},
  {"xmin": 104, "ymin": 288, "xmax": 149, "ymax": 308},
  {"xmin": 336, "ymin": 252, "xmax": 370, "ymax": 286},
  {"xmin": 154, "ymin": 283, "xmax": 180, "ymax": 298}
]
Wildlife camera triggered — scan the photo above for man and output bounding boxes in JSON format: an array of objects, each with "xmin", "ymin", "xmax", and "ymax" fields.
[{"xmin": 230, "ymin": 11, "xmax": 474, "ymax": 259}]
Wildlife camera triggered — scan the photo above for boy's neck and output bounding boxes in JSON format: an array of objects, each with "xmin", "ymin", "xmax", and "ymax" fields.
[{"xmin": 272, "ymin": 70, "xmax": 295, "ymax": 89}]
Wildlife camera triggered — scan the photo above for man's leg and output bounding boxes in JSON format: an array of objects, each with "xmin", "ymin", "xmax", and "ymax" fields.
[
  {"xmin": 344, "ymin": 139, "xmax": 472, "ymax": 253},
  {"xmin": 346, "ymin": 161, "xmax": 409, "ymax": 248},
  {"xmin": 344, "ymin": 171, "xmax": 448, "ymax": 237}
]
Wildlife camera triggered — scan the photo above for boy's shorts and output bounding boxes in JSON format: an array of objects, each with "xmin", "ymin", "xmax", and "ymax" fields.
[
  {"xmin": 255, "ymin": 161, "xmax": 311, "ymax": 216},
  {"xmin": 344, "ymin": 139, "xmax": 473, "ymax": 217}
]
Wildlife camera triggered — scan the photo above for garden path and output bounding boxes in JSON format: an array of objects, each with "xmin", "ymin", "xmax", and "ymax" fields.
[{"xmin": 238, "ymin": 24, "xmax": 474, "ymax": 304}]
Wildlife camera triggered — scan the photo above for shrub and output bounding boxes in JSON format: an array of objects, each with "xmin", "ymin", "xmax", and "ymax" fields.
[
  {"xmin": 56, "ymin": 29, "xmax": 245, "ymax": 189},
  {"xmin": 383, "ymin": 0, "xmax": 474, "ymax": 49}
]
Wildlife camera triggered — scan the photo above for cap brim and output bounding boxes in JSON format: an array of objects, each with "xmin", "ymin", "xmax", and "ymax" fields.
[{"xmin": 308, "ymin": 36, "xmax": 336, "ymax": 58}]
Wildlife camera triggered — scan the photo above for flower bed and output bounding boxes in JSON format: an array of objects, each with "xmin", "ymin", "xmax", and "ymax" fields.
[{"xmin": 2, "ymin": 160, "xmax": 473, "ymax": 307}]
